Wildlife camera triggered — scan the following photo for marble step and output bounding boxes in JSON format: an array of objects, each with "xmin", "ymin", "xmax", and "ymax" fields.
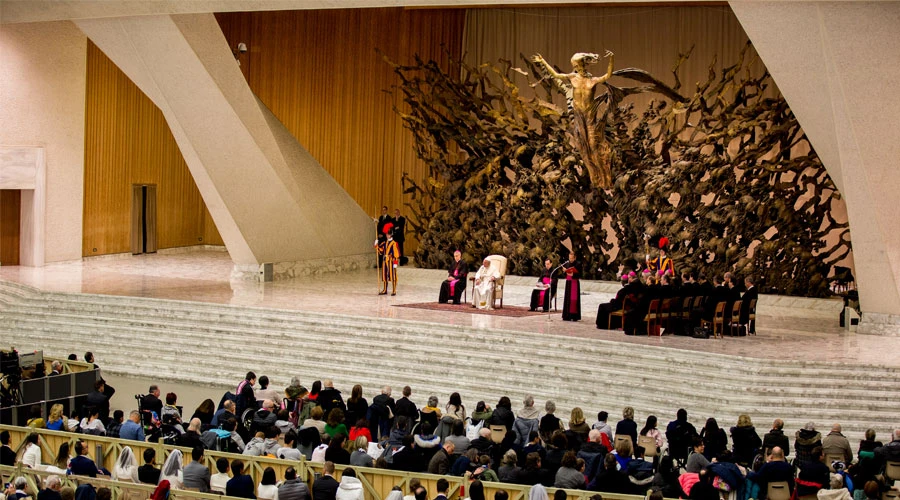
[
  {"xmin": 3, "ymin": 294, "xmax": 898, "ymax": 392},
  {"xmin": 4, "ymin": 314, "xmax": 900, "ymax": 426},
  {"xmin": 0, "ymin": 288, "xmax": 868, "ymax": 371},
  {"xmin": 4, "ymin": 306, "xmax": 899, "ymax": 403},
  {"xmin": 0, "ymin": 280, "xmax": 893, "ymax": 442}
]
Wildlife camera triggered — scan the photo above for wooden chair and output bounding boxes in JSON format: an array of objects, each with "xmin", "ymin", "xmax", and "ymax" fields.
[
  {"xmin": 645, "ymin": 299, "xmax": 661, "ymax": 336},
  {"xmin": 659, "ymin": 298, "xmax": 673, "ymax": 333},
  {"xmin": 747, "ymin": 298, "xmax": 757, "ymax": 335},
  {"xmin": 881, "ymin": 490, "xmax": 899, "ymax": 500},
  {"xmin": 885, "ymin": 460, "xmax": 900, "ymax": 482},
  {"xmin": 489, "ymin": 425, "xmax": 507, "ymax": 444},
  {"xmin": 729, "ymin": 300, "xmax": 743, "ymax": 336},
  {"xmin": 637, "ymin": 435, "xmax": 658, "ymax": 458},
  {"xmin": 701, "ymin": 302, "xmax": 726, "ymax": 339},
  {"xmin": 608, "ymin": 303, "xmax": 626, "ymax": 330},
  {"xmin": 690, "ymin": 296, "xmax": 705, "ymax": 328},
  {"xmin": 614, "ymin": 434, "xmax": 633, "ymax": 449},
  {"xmin": 767, "ymin": 481, "xmax": 791, "ymax": 500}
]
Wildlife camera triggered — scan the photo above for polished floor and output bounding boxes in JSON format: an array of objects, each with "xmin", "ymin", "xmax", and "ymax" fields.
[{"xmin": 1, "ymin": 249, "xmax": 894, "ymax": 367}]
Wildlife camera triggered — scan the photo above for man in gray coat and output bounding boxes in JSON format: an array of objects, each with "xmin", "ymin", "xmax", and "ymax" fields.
[
  {"xmin": 183, "ymin": 447, "xmax": 211, "ymax": 492},
  {"xmin": 278, "ymin": 467, "xmax": 310, "ymax": 500}
]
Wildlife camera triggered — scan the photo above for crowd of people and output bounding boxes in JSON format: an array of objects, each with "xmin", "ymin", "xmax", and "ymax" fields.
[{"xmin": 2, "ymin": 360, "xmax": 899, "ymax": 500}]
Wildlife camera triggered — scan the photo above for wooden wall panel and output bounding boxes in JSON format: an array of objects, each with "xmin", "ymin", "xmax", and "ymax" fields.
[
  {"xmin": 215, "ymin": 9, "xmax": 466, "ymax": 252},
  {"xmin": 82, "ymin": 41, "xmax": 224, "ymax": 257}
]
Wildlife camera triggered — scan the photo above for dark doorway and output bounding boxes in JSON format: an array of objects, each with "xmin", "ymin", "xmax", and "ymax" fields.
[
  {"xmin": 131, "ymin": 184, "xmax": 158, "ymax": 255},
  {"xmin": 0, "ymin": 190, "xmax": 21, "ymax": 266}
]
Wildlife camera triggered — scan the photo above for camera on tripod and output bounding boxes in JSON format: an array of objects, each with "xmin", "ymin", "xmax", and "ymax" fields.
[{"xmin": 1, "ymin": 349, "xmax": 21, "ymax": 386}]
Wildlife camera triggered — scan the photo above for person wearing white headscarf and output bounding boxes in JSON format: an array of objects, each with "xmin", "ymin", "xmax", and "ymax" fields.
[
  {"xmin": 159, "ymin": 449, "xmax": 184, "ymax": 489},
  {"xmin": 528, "ymin": 484, "xmax": 549, "ymax": 500},
  {"xmin": 384, "ymin": 491, "xmax": 404, "ymax": 500},
  {"xmin": 113, "ymin": 446, "xmax": 140, "ymax": 483}
]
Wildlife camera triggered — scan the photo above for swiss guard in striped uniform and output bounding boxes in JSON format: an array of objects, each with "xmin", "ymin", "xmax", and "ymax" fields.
[
  {"xmin": 646, "ymin": 236, "xmax": 675, "ymax": 278},
  {"xmin": 375, "ymin": 223, "xmax": 401, "ymax": 296}
]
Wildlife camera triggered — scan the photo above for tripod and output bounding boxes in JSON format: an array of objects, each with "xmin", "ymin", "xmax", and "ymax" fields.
[{"xmin": 0, "ymin": 374, "xmax": 22, "ymax": 407}]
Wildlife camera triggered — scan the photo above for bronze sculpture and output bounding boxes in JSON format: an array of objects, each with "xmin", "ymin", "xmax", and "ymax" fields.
[{"xmin": 532, "ymin": 51, "xmax": 616, "ymax": 189}]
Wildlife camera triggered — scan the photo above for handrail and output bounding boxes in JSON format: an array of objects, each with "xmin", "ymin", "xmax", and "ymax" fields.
[
  {"xmin": 0, "ymin": 463, "xmax": 235, "ymax": 500},
  {"xmin": 0, "ymin": 424, "xmax": 657, "ymax": 500}
]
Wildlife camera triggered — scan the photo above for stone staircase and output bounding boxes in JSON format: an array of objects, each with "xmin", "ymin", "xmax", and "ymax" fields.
[{"xmin": 0, "ymin": 278, "xmax": 896, "ymax": 444}]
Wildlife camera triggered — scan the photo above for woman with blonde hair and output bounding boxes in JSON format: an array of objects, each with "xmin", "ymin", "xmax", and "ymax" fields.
[
  {"xmin": 350, "ymin": 435, "xmax": 373, "ymax": 467},
  {"xmin": 46, "ymin": 404, "xmax": 66, "ymax": 431},
  {"xmin": 730, "ymin": 413, "xmax": 762, "ymax": 465},
  {"xmin": 568, "ymin": 407, "xmax": 590, "ymax": 443},
  {"xmin": 615, "ymin": 406, "xmax": 638, "ymax": 449}
]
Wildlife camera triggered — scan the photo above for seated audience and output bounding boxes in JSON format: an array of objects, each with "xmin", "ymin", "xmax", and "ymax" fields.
[
  {"xmin": 701, "ymin": 417, "xmax": 727, "ymax": 461},
  {"xmin": 226, "ymin": 459, "xmax": 257, "ymax": 499},
  {"xmin": 45, "ymin": 443, "xmax": 70, "ymax": 475},
  {"xmin": 80, "ymin": 408, "xmax": 106, "ymax": 435},
  {"xmin": 795, "ymin": 422, "xmax": 824, "ymax": 468},
  {"xmin": 666, "ymin": 409, "xmax": 698, "ymax": 462},
  {"xmin": 578, "ymin": 430, "xmax": 608, "ymax": 482},
  {"xmin": 302, "ymin": 406, "xmax": 327, "ymax": 437},
  {"xmin": 498, "ymin": 450, "xmax": 522, "ymax": 483},
  {"xmin": 539, "ymin": 402, "xmax": 563, "ymax": 443},
  {"xmin": 183, "ymin": 447, "xmax": 211, "ymax": 492},
  {"xmin": 874, "ymin": 429, "xmax": 900, "ymax": 462},
  {"xmin": 46, "ymin": 404, "xmax": 66, "ymax": 431},
  {"xmin": 428, "ymin": 441, "xmax": 455, "ymax": 475},
  {"xmin": 591, "ymin": 411, "xmax": 614, "ymax": 445},
  {"xmin": 161, "ymin": 392, "xmax": 183, "ymax": 427},
  {"xmin": 762, "ymin": 419, "xmax": 790, "ymax": 457},
  {"xmin": 210, "ymin": 458, "xmax": 231, "ymax": 494},
  {"xmin": 112, "ymin": 446, "xmax": 140, "ymax": 483},
  {"xmin": 325, "ymin": 434, "xmax": 351, "ymax": 465},
  {"xmin": 255, "ymin": 376, "xmax": 283, "ymax": 407},
  {"xmin": 278, "ymin": 466, "xmax": 310, "ymax": 500},
  {"xmin": 175, "ymin": 418, "xmax": 204, "ymax": 448},
  {"xmin": 568, "ymin": 407, "xmax": 591, "ymax": 444},
  {"xmin": 119, "ymin": 411, "xmax": 145, "ymax": 442},
  {"xmin": 822, "ymin": 423, "xmax": 853, "ymax": 465},
  {"xmin": 639, "ymin": 415, "xmax": 664, "ymax": 453},
  {"xmin": 37, "ymin": 475, "xmax": 62, "ymax": 500},
  {"xmin": 685, "ymin": 436, "xmax": 710, "ymax": 473},
  {"xmin": 252, "ymin": 399, "xmax": 278, "ymax": 435},
  {"xmin": 138, "ymin": 449, "xmax": 161, "ymax": 485},
  {"xmin": 325, "ymin": 409, "xmax": 349, "ymax": 438},
  {"xmin": 512, "ymin": 396, "xmax": 540, "ymax": 447},
  {"xmin": 69, "ymin": 440, "xmax": 100, "ymax": 477},
  {"xmin": 190, "ymin": 399, "xmax": 216, "ymax": 427},
  {"xmin": 336, "ymin": 467, "xmax": 364, "ymax": 500},
  {"xmin": 159, "ymin": 449, "xmax": 184, "ymax": 489},
  {"xmin": 257, "ymin": 467, "xmax": 278, "ymax": 500},
  {"xmin": 748, "ymin": 446, "xmax": 794, "ymax": 500},
  {"xmin": 313, "ymin": 461, "xmax": 340, "ymax": 500},
  {"xmin": 857, "ymin": 429, "xmax": 882, "ymax": 460},
  {"xmin": 615, "ymin": 407, "xmax": 638, "ymax": 450},
  {"xmin": 554, "ymin": 451, "xmax": 586, "ymax": 489},
  {"xmin": 730, "ymin": 414, "xmax": 762, "ymax": 465},
  {"xmin": 1, "ymin": 431, "xmax": 15, "ymax": 466},
  {"xmin": 21, "ymin": 433, "xmax": 42, "ymax": 469},
  {"xmin": 211, "ymin": 400, "xmax": 236, "ymax": 427},
  {"xmin": 797, "ymin": 447, "xmax": 830, "ymax": 497},
  {"xmin": 140, "ymin": 386, "xmax": 163, "ymax": 418}
]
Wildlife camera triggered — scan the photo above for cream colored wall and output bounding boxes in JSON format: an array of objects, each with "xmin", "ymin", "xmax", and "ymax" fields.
[
  {"xmin": 0, "ymin": 21, "xmax": 86, "ymax": 264},
  {"xmin": 731, "ymin": 1, "xmax": 900, "ymax": 331}
]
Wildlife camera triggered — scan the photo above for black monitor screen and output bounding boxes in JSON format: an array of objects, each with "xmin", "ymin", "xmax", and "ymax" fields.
[
  {"xmin": 20, "ymin": 378, "xmax": 45, "ymax": 405},
  {"xmin": 48, "ymin": 374, "xmax": 73, "ymax": 400},
  {"xmin": 0, "ymin": 407, "xmax": 11, "ymax": 425},
  {"xmin": 74, "ymin": 371, "xmax": 97, "ymax": 396}
]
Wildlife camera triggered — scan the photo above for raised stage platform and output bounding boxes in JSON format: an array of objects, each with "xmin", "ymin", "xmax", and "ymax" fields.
[{"xmin": 0, "ymin": 250, "xmax": 897, "ymax": 443}]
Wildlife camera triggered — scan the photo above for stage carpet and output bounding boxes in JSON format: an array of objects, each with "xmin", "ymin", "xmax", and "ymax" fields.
[{"xmin": 393, "ymin": 302, "xmax": 543, "ymax": 318}]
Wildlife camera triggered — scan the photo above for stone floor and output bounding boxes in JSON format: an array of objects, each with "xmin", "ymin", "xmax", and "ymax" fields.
[{"xmin": 1, "ymin": 249, "xmax": 895, "ymax": 367}]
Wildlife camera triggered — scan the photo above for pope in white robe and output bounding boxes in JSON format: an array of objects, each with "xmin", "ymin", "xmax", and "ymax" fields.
[{"xmin": 473, "ymin": 258, "xmax": 500, "ymax": 310}]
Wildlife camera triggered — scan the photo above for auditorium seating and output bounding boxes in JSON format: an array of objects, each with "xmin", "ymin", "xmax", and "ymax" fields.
[
  {"xmin": 0, "ymin": 279, "xmax": 897, "ymax": 444},
  {"xmin": 0, "ymin": 424, "xmax": 655, "ymax": 500}
]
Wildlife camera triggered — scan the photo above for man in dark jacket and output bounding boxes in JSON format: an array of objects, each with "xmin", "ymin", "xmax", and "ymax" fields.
[
  {"xmin": 427, "ymin": 442, "xmax": 455, "ymax": 475},
  {"xmin": 740, "ymin": 276, "xmax": 758, "ymax": 333},
  {"xmin": 226, "ymin": 460, "xmax": 256, "ymax": 499},
  {"xmin": 84, "ymin": 380, "xmax": 112, "ymax": 423},
  {"xmin": 748, "ymin": 447, "xmax": 794, "ymax": 500},
  {"xmin": 762, "ymin": 419, "xmax": 790, "ymax": 457},
  {"xmin": 371, "ymin": 386, "xmax": 396, "ymax": 438},
  {"xmin": 394, "ymin": 386, "xmax": 418, "ymax": 424},
  {"xmin": 138, "ymin": 449, "xmax": 160, "ymax": 484},
  {"xmin": 140, "ymin": 385, "xmax": 163, "ymax": 418},
  {"xmin": 666, "ymin": 409, "xmax": 698, "ymax": 462},
  {"xmin": 317, "ymin": 380, "xmax": 346, "ymax": 417},
  {"xmin": 277, "ymin": 467, "xmax": 310, "ymax": 500},
  {"xmin": 391, "ymin": 435, "xmax": 422, "ymax": 472},
  {"xmin": 578, "ymin": 429, "xmax": 609, "ymax": 482},
  {"xmin": 312, "ymin": 461, "xmax": 340, "ymax": 500},
  {"xmin": 251, "ymin": 400, "xmax": 278, "ymax": 434},
  {"xmin": 235, "ymin": 372, "xmax": 257, "ymax": 417}
]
